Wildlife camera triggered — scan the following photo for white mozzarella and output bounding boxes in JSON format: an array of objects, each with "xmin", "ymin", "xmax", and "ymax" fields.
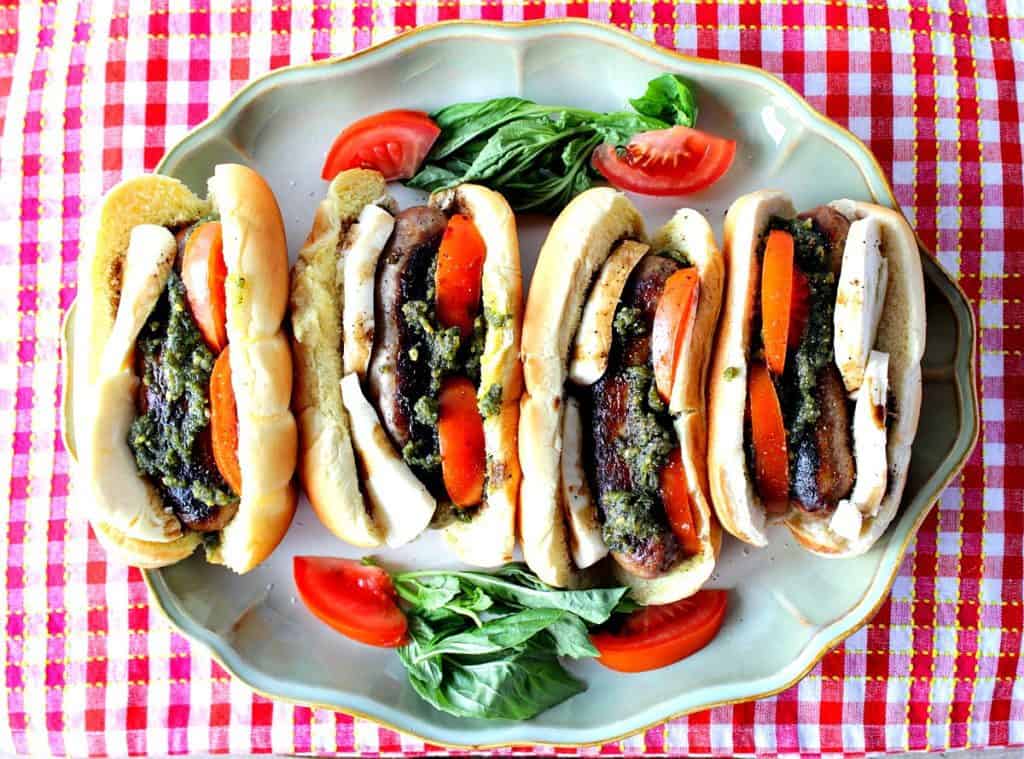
[
  {"xmin": 339, "ymin": 373, "xmax": 435, "ymax": 547},
  {"xmin": 100, "ymin": 224, "xmax": 177, "ymax": 376},
  {"xmin": 342, "ymin": 205, "xmax": 395, "ymax": 377},
  {"xmin": 560, "ymin": 396, "xmax": 608, "ymax": 568},
  {"xmin": 834, "ymin": 216, "xmax": 888, "ymax": 392},
  {"xmin": 568, "ymin": 240, "xmax": 649, "ymax": 386},
  {"xmin": 831, "ymin": 350, "xmax": 890, "ymax": 540}
]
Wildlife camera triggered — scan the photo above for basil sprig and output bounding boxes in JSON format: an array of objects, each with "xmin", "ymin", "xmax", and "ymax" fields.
[
  {"xmin": 407, "ymin": 74, "xmax": 699, "ymax": 214},
  {"xmin": 390, "ymin": 563, "xmax": 630, "ymax": 720}
]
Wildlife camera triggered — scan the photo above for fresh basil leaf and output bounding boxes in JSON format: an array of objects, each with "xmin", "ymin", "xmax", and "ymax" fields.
[
  {"xmin": 398, "ymin": 618, "xmax": 444, "ymax": 689},
  {"xmin": 394, "ymin": 574, "xmax": 460, "ymax": 610},
  {"xmin": 429, "ymin": 98, "xmax": 547, "ymax": 159},
  {"xmin": 461, "ymin": 118, "xmax": 588, "ymax": 183},
  {"xmin": 404, "ymin": 163, "xmax": 461, "ymax": 193},
  {"xmin": 542, "ymin": 613, "xmax": 599, "ymax": 658},
  {"xmin": 398, "ymin": 569, "xmax": 628, "ymax": 625},
  {"xmin": 628, "ymin": 73, "xmax": 698, "ymax": 128},
  {"xmin": 591, "ymin": 110, "xmax": 671, "ymax": 145},
  {"xmin": 432, "ymin": 649, "xmax": 585, "ymax": 720},
  {"xmin": 416, "ymin": 608, "xmax": 565, "ymax": 661}
]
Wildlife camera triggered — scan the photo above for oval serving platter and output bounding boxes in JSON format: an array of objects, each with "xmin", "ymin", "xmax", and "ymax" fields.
[{"xmin": 62, "ymin": 20, "xmax": 979, "ymax": 749}]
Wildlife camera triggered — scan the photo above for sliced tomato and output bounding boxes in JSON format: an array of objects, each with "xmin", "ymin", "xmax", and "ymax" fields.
[
  {"xmin": 293, "ymin": 556, "xmax": 407, "ymax": 647},
  {"xmin": 760, "ymin": 230, "xmax": 795, "ymax": 375},
  {"xmin": 660, "ymin": 448, "xmax": 701, "ymax": 556},
  {"xmin": 438, "ymin": 376, "xmax": 486, "ymax": 507},
  {"xmin": 209, "ymin": 346, "xmax": 241, "ymax": 495},
  {"xmin": 435, "ymin": 214, "xmax": 486, "ymax": 339},
  {"xmin": 651, "ymin": 267, "xmax": 700, "ymax": 403},
  {"xmin": 591, "ymin": 590, "xmax": 728, "ymax": 673},
  {"xmin": 321, "ymin": 110, "xmax": 440, "ymax": 182},
  {"xmin": 181, "ymin": 221, "xmax": 228, "ymax": 353},
  {"xmin": 789, "ymin": 268, "xmax": 810, "ymax": 348},
  {"xmin": 592, "ymin": 126, "xmax": 736, "ymax": 197},
  {"xmin": 748, "ymin": 361, "xmax": 789, "ymax": 514}
]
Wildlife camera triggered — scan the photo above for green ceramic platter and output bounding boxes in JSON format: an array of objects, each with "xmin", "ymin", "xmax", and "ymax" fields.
[{"xmin": 63, "ymin": 20, "xmax": 979, "ymax": 749}]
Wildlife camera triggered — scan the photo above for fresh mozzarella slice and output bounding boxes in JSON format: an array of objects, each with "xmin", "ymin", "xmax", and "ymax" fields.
[
  {"xmin": 100, "ymin": 224, "xmax": 177, "ymax": 376},
  {"xmin": 342, "ymin": 205, "xmax": 395, "ymax": 377},
  {"xmin": 560, "ymin": 396, "xmax": 608, "ymax": 568},
  {"xmin": 830, "ymin": 350, "xmax": 889, "ymax": 540},
  {"xmin": 339, "ymin": 373, "xmax": 435, "ymax": 547},
  {"xmin": 568, "ymin": 239, "xmax": 649, "ymax": 386},
  {"xmin": 834, "ymin": 216, "xmax": 888, "ymax": 392}
]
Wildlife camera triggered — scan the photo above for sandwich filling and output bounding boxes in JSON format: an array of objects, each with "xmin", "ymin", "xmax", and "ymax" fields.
[
  {"xmin": 578, "ymin": 248, "xmax": 702, "ymax": 579},
  {"xmin": 128, "ymin": 217, "xmax": 240, "ymax": 534},
  {"xmin": 745, "ymin": 206, "xmax": 891, "ymax": 523}
]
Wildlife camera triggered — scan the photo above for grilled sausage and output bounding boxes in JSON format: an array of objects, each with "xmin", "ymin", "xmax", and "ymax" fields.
[
  {"xmin": 367, "ymin": 206, "xmax": 447, "ymax": 450},
  {"xmin": 590, "ymin": 254, "xmax": 682, "ymax": 578},
  {"xmin": 798, "ymin": 205, "xmax": 850, "ymax": 275},
  {"xmin": 792, "ymin": 363, "xmax": 856, "ymax": 511}
]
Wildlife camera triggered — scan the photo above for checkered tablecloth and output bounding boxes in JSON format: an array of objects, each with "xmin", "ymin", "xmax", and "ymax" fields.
[{"xmin": 0, "ymin": 0, "xmax": 1017, "ymax": 756}]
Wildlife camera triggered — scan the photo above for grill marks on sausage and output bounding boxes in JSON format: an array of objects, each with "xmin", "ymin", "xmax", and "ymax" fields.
[
  {"xmin": 367, "ymin": 206, "xmax": 448, "ymax": 451},
  {"xmin": 792, "ymin": 363, "xmax": 856, "ymax": 511},
  {"xmin": 590, "ymin": 254, "xmax": 682, "ymax": 578}
]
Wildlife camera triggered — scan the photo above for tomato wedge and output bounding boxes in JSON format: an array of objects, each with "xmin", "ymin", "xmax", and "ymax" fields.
[
  {"xmin": 761, "ymin": 230, "xmax": 795, "ymax": 375},
  {"xmin": 438, "ymin": 376, "xmax": 486, "ymax": 507},
  {"xmin": 435, "ymin": 214, "xmax": 486, "ymax": 339},
  {"xmin": 181, "ymin": 221, "xmax": 228, "ymax": 353},
  {"xmin": 789, "ymin": 268, "xmax": 810, "ymax": 348},
  {"xmin": 651, "ymin": 267, "xmax": 699, "ymax": 403},
  {"xmin": 748, "ymin": 361, "xmax": 789, "ymax": 514},
  {"xmin": 209, "ymin": 346, "xmax": 241, "ymax": 495},
  {"xmin": 660, "ymin": 448, "xmax": 701, "ymax": 556},
  {"xmin": 293, "ymin": 556, "xmax": 407, "ymax": 647},
  {"xmin": 591, "ymin": 590, "xmax": 728, "ymax": 673},
  {"xmin": 592, "ymin": 126, "xmax": 736, "ymax": 197},
  {"xmin": 321, "ymin": 110, "xmax": 440, "ymax": 182}
]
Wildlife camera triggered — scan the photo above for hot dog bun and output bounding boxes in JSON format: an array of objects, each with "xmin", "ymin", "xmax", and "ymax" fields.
[
  {"xmin": 707, "ymin": 190, "xmax": 925, "ymax": 555},
  {"xmin": 289, "ymin": 170, "xmax": 522, "ymax": 565},
  {"xmin": 73, "ymin": 166, "xmax": 298, "ymax": 572},
  {"xmin": 519, "ymin": 188, "xmax": 722, "ymax": 602}
]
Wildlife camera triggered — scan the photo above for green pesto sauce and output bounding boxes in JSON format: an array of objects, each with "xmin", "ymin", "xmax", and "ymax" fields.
[
  {"xmin": 464, "ymin": 313, "xmax": 487, "ymax": 384},
  {"xmin": 477, "ymin": 383, "xmax": 503, "ymax": 419},
  {"xmin": 612, "ymin": 306, "xmax": 645, "ymax": 339},
  {"xmin": 601, "ymin": 490, "xmax": 664, "ymax": 554},
  {"xmin": 128, "ymin": 271, "xmax": 237, "ymax": 509}
]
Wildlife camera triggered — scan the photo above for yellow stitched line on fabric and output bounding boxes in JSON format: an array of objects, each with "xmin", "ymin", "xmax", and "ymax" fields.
[
  {"xmin": 44, "ymin": 651, "xmax": 190, "ymax": 665},
  {"xmin": 846, "ymin": 649, "xmax": 1019, "ymax": 657},
  {"xmin": 814, "ymin": 675, "xmax": 1020, "ymax": 682},
  {"xmin": 903, "ymin": 9, "xmax": 923, "ymax": 751},
  {"xmin": 966, "ymin": 10, "xmax": 988, "ymax": 749},
  {"xmin": 9, "ymin": 0, "xmax": 1014, "ymax": 18},
  {"xmin": 924, "ymin": 20, "xmax": 942, "ymax": 751},
  {"xmin": 6, "ymin": 676, "xmax": 233, "ymax": 692},
  {"xmin": 7, "ymin": 602, "xmax": 150, "ymax": 615},
  {"xmin": 12, "ymin": 22, "xmax": 1017, "ymax": 44}
]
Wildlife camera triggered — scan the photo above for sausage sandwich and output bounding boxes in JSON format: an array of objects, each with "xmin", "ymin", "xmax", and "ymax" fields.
[
  {"xmin": 74, "ymin": 166, "xmax": 297, "ymax": 571},
  {"xmin": 290, "ymin": 170, "xmax": 522, "ymax": 565},
  {"xmin": 519, "ymin": 188, "xmax": 723, "ymax": 604},
  {"xmin": 707, "ymin": 190, "xmax": 926, "ymax": 555}
]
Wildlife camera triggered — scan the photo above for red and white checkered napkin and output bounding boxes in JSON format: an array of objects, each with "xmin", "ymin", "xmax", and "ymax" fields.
[{"xmin": 0, "ymin": 1, "xmax": 1019, "ymax": 756}]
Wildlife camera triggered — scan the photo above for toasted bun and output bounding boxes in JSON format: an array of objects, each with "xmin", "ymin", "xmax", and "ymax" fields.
[
  {"xmin": 707, "ymin": 190, "xmax": 795, "ymax": 546},
  {"xmin": 707, "ymin": 191, "xmax": 925, "ymax": 555},
  {"xmin": 290, "ymin": 169, "xmax": 390, "ymax": 547},
  {"xmin": 520, "ymin": 189, "xmax": 722, "ymax": 602},
  {"xmin": 432, "ymin": 185, "xmax": 523, "ymax": 566},
  {"xmin": 290, "ymin": 173, "xmax": 522, "ymax": 564},
  {"xmin": 612, "ymin": 209, "xmax": 724, "ymax": 604},
  {"xmin": 74, "ymin": 167, "xmax": 297, "ymax": 573},
  {"xmin": 519, "ymin": 188, "xmax": 644, "ymax": 588},
  {"xmin": 785, "ymin": 200, "xmax": 925, "ymax": 556}
]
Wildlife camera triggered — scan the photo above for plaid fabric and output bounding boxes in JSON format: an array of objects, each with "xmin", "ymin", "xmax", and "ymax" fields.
[{"xmin": 0, "ymin": 0, "xmax": 1016, "ymax": 756}]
